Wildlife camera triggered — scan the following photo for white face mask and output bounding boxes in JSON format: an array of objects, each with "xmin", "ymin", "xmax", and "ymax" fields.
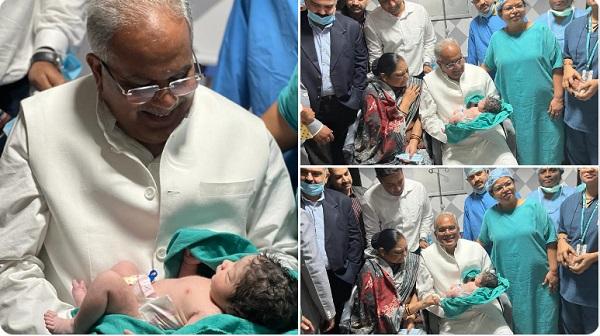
[
  {"xmin": 480, "ymin": 7, "xmax": 494, "ymax": 18},
  {"xmin": 540, "ymin": 184, "xmax": 562, "ymax": 194}
]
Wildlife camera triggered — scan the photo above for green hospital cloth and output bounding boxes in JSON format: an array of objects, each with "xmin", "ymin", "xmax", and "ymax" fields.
[
  {"xmin": 81, "ymin": 228, "xmax": 298, "ymax": 334},
  {"xmin": 440, "ymin": 268, "xmax": 510, "ymax": 319},
  {"xmin": 445, "ymin": 94, "xmax": 512, "ymax": 144}
]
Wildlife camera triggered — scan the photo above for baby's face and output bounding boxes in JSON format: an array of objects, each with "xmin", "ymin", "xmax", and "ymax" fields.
[
  {"xmin": 210, "ymin": 255, "xmax": 255, "ymax": 310},
  {"xmin": 477, "ymin": 98, "xmax": 487, "ymax": 111}
]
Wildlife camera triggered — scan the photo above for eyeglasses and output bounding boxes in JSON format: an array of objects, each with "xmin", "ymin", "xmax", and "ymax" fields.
[
  {"xmin": 492, "ymin": 179, "xmax": 514, "ymax": 193},
  {"xmin": 441, "ymin": 57, "xmax": 464, "ymax": 70},
  {"xmin": 100, "ymin": 52, "xmax": 203, "ymax": 105},
  {"xmin": 502, "ymin": 3, "xmax": 525, "ymax": 12}
]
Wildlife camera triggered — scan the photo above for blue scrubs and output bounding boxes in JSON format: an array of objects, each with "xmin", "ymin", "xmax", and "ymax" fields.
[{"xmin": 526, "ymin": 185, "xmax": 577, "ymax": 230}]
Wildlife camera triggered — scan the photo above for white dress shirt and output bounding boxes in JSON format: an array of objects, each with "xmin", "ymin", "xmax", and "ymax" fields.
[
  {"xmin": 419, "ymin": 64, "xmax": 517, "ymax": 165},
  {"xmin": 0, "ymin": 75, "xmax": 297, "ymax": 333},
  {"xmin": 364, "ymin": 2, "xmax": 436, "ymax": 76},
  {"xmin": 0, "ymin": 0, "xmax": 86, "ymax": 85},
  {"xmin": 362, "ymin": 178, "xmax": 434, "ymax": 253}
]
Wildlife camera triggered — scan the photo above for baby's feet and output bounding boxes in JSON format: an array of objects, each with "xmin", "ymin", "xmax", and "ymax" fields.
[
  {"xmin": 72, "ymin": 279, "xmax": 87, "ymax": 306},
  {"xmin": 44, "ymin": 310, "xmax": 74, "ymax": 334}
]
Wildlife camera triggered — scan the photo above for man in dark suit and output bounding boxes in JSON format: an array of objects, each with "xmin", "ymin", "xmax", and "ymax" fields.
[
  {"xmin": 301, "ymin": 0, "xmax": 368, "ymax": 164},
  {"xmin": 300, "ymin": 167, "xmax": 364, "ymax": 332},
  {"xmin": 327, "ymin": 167, "xmax": 368, "ymax": 247}
]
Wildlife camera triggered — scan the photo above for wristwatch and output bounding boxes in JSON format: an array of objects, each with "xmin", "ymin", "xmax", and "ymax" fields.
[{"xmin": 31, "ymin": 49, "xmax": 62, "ymax": 68}]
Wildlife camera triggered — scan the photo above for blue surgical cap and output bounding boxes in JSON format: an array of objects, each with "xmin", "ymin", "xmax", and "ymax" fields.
[
  {"xmin": 486, "ymin": 168, "xmax": 514, "ymax": 192},
  {"xmin": 464, "ymin": 168, "xmax": 485, "ymax": 178}
]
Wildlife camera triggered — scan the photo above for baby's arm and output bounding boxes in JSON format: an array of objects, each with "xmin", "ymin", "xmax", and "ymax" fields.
[
  {"xmin": 464, "ymin": 107, "xmax": 481, "ymax": 120},
  {"xmin": 444, "ymin": 284, "xmax": 463, "ymax": 298},
  {"xmin": 461, "ymin": 281, "xmax": 478, "ymax": 295}
]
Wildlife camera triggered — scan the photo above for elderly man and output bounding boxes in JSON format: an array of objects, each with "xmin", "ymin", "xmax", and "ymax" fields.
[
  {"xmin": 527, "ymin": 168, "xmax": 577, "ymax": 229},
  {"xmin": 0, "ymin": 0, "xmax": 296, "ymax": 333},
  {"xmin": 467, "ymin": 0, "xmax": 505, "ymax": 66},
  {"xmin": 420, "ymin": 38, "xmax": 517, "ymax": 165},
  {"xmin": 463, "ymin": 168, "xmax": 496, "ymax": 242},
  {"xmin": 301, "ymin": 0, "xmax": 368, "ymax": 164},
  {"xmin": 364, "ymin": 0, "xmax": 436, "ymax": 77},
  {"xmin": 300, "ymin": 167, "xmax": 363, "ymax": 332},
  {"xmin": 536, "ymin": 0, "xmax": 586, "ymax": 50},
  {"xmin": 362, "ymin": 168, "xmax": 433, "ymax": 254},
  {"xmin": 557, "ymin": 167, "xmax": 598, "ymax": 334},
  {"xmin": 417, "ymin": 212, "xmax": 513, "ymax": 334}
]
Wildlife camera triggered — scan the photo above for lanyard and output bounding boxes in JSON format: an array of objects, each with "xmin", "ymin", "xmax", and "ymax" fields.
[
  {"xmin": 586, "ymin": 15, "xmax": 599, "ymax": 70},
  {"xmin": 580, "ymin": 192, "xmax": 598, "ymax": 244}
]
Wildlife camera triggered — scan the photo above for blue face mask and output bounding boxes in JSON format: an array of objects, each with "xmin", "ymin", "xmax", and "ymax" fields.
[
  {"xmin": 301, "ymin": 181, "xmax": 325, "ymax": 197},
  {"xmin": 308, "ymin": 10, "xmax": 336, "ymax": 26}
]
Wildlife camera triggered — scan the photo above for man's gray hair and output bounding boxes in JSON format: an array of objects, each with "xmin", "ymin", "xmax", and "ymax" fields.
[
  {"xmin": 434, "ymin": 38, "xmax": 461, "ymax": 59},
  {"xmin": 435, "ymin": 211, "xmax": 458, "ymax": 228},
  {"xmin": 86, "ymin": 0, "xmax": 192, "ymax": 62}
]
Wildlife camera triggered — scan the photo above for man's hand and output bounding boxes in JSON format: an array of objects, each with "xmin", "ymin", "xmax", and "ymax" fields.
[
  {"xmin": 322, "ymin": 317, "xmax": 335, "ymax": 332},
  {"xmin": 562, "ymin": 63, "xmax": 581, "ymax": 94},
  {"xmin": 301, "ymin": 315, "xmax": 315, "ymax": 333},
  {"xmin": 547, "ymin": 97, "xmax": 563, "ymax": 119},
  {"xmin": 569, "ymin": 252, "xmax": 598, "ymax": 275},
  {"xmin": 301, "ymin": 107, "xmax": 316, "ymax": 125},
  {"xmin": 313, "ymin": 125, "xmax": 334, "ymax": 144},
  {"xmin": 542, "ymin": 270, "xmax": 559, "ymax": 292},
  {"xmin": 28, "ymin": 61, "xmax": 65, "ymax": 91},
  {"xmin": 557, "ymin": 238, "xmax": 575, "ymax": 266},
  {"xmin": 575, "ymin": 79, "xmax": 598, "ymax": 101}
]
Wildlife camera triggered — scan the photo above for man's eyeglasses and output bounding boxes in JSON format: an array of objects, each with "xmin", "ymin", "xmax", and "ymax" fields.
[
  {"xmin": 441, "ymin": 57, "xmax": 465, "ymax": 70},
  {"xmin": 100, "ymin": 52, "xmax": 203, "ymax": 105}
]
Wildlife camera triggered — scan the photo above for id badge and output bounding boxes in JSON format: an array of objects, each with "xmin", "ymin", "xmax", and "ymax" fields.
[
  {"xmin": 582, "ymin": 70, "xmax": 593, "ymax": 82},
  {"xmin": 576, "ymin": 243, "xmax": 587, "ymax": 255}
]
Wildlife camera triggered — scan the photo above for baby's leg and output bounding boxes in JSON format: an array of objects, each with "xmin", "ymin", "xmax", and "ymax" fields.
[
  {"xmin": 71, "ymin": 261, "xmax": 139, "ymax": 307},
  {"xmin": 110, "ymin": 260, "xmax": 141, "ymax": 277},
  {"xmin": 45, "ymin": 269, "xmax": 140, "ymax": 334}
]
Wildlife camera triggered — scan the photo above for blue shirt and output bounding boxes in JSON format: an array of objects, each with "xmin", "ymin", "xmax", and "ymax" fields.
[
  {"xmin": 463, "ymin": 190, "xmax": 497, "ymax": 241},
  {"xmin": 302, "ymin": 193, "xmax": 329, "ymax": 269},
  {"xmin": 558, "ymin": 192, "xmax": 598, "ymax": 307},
  {"xmin": 527, "ymin": 185, "xmax": 577, "ymax": 231},
  {"xmin": 563, "ymin": 15, "xmax": 598, "ymax": 134},
  {"xmin": 536, "ymin": 9, "xmax": 587, "ymax": 51},
  {"xmin": 309, "ymin": 20, "xmax": 335, "ymax": 96},
  {"xmin": 467, "ymin": 14, "xmax": 505, "ymax": 66}
]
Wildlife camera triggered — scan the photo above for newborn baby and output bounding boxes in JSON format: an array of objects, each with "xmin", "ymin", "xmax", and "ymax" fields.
[
  {"xmin": 448, "ymin": 96, "xmax": 503, "ymax": 124},
  {"xmin": 44, "ymin": 250, "xmax": 297, "ymax": 333},
  {"xmin": 444, "ymin": 271, "xmax": 499, "ymax": 298}
]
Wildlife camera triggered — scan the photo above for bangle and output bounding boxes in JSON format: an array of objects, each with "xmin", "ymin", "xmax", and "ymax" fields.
[
  {"xmin": 404, "ymin": 305, "xmax": 412, "ymax": 316},
  {"xmin": 397, "ymin": 107, "xmax": 408, "ymax": 116},
  {"xmin": 410, "ymin": 134, "xmax": 422, "ymax": 143}
]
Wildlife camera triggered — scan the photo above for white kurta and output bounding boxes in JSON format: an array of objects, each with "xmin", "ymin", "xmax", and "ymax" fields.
[
  {"xmin": 417, "ymin": 239, "xmax": 512, "ymax": 334},
  {"xmin": 419, "ymin": 64, "xmax": 517, "ymax": 165},
  {"xmin": 362, "ymin": 179, "xmax": 434, "ymax": 253},
  {"xmin": 0, "ymin": 75, "xmax": 297, "ymax": 333}
]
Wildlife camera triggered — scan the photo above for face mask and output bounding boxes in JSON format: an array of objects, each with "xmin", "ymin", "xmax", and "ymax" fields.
[
  {"xmin": 301, "ymin": 181, "xmax": 325, "ymax": 197},
  {"xmin": 550, "ymin": 6, "xmax": 574, "ymax": 17},
  {"xmin": 307, "ymin": 10, "xmax": 336, "ymax": 26},
  {"xmin": 540, "ymin": 185, "xmax": 562, "ymax": 194}
]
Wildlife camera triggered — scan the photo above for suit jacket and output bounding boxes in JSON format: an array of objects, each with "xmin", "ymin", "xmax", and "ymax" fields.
[
  {"xmin": 301, "ymin": 188, "xmax": 364, "ymax": 285},
  {"xmin": 300, "ymin": 11, "xmax": 368, "ymax": 114}
]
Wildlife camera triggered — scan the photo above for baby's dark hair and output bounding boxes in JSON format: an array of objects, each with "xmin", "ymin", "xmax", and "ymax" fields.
[
  {"xmin": 482, "ymin": 96, "xmax": 502, "ymax": 113},
  {"xmin": 226, "ymin": 253, "xmax": 297, "ymax": 332},
  {"xmin": 478, "ymin": 271, "xmax": 498, "ymax": 288}
]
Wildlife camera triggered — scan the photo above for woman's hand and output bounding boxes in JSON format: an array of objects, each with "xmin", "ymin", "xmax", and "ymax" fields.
[
  {"xmin": 405, "ymin": 139, "xmax": 418, "ymax": 158},
  {"xmin": 569, "ymin": 252, "xmax": 598, "ymax": 275},
  {"xmin": 422, "ymin": 294, "xmax": 440, "ymax": 308},
  {"xmin": 398, "ymin": 85, "xmax": 421, "ymax": 112},
  {"xmin": 542, "ymin": 270, "xmax": 559, "ymax": 292},
  {"xmin": 547, "ymin": 96, "xmax": 563, "ymax": 119},
  {"xmin": 322, "ymin": 317, "xmax": 335, "ymax": 333},
  {"xmin": 562, "ymin": 63, "xmax": 581, "ymax": 94},
  {"xmin": 575, "ymin": 79, "xmax": 598, "ymax": 101}
]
